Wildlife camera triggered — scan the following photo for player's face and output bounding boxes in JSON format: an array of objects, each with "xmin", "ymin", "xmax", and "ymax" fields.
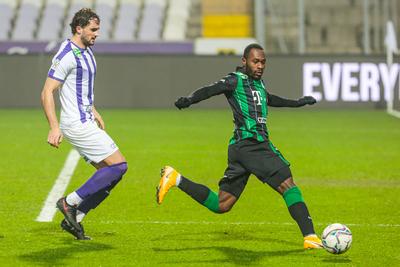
[
  {"xmin": 242, "ymin": 48, "xmax": 266, "ymax": 80},
  {"xmin": 79, "ymin": 19, "xmax": 100, "ymax": 47}
]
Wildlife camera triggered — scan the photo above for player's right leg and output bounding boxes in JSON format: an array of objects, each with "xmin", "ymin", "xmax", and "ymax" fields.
[
  {"xmin": 156, "ymin": 166, "xmax": 244, "ymax": 213},
  {"xmin": 157, "ymin": 143, "xmax": 249, "ymax": 213}
]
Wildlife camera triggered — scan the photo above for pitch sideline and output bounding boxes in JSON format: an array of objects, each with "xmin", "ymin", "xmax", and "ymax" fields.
[
  {"xmin": 98, "ymin": 220, "xmax": 400, "ymax": 228},
  {"xmin": 36, "ymin": 149, "xmax": 80, "ymax": 222}
]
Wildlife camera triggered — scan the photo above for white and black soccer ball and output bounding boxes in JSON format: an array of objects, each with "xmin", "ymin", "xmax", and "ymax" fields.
[{"xmin": 321, "ymin": 223, "xmax": 352, "ymax": 254}]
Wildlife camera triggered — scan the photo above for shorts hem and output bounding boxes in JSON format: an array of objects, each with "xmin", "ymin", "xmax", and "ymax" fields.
[
  {"xmin": 85, "ymin": 147, "xmax": 119, "ymax": 164},
  {"xmin": 218, "ymin": 185, "xmax": 242, "ymax": 199}
]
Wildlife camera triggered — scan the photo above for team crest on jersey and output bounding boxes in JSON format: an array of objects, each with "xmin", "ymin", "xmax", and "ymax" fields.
[
  {"xmin": 73, "ymin": 48, "xmax": 82, "ymax": 58},
  {"xmin": 51, "ymin": 59, "xmax": 60, "ymax": 69}
]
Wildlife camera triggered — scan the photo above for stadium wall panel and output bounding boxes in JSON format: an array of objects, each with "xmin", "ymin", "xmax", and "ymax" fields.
[{"xmin": 0, "ymin": 55, "xmax": 392, "ymax": 108}]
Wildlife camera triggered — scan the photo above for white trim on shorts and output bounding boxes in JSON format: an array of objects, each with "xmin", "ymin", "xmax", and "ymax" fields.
[{"xmin": 61, "ymin": 120, "xmax": 119, "ymax": 164}]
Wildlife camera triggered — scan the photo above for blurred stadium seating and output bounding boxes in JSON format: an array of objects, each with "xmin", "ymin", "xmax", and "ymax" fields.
[
  {"xmin": 0, "ymin": 0, "xmax": 17, "ymax": 40},
  {"xmin": 113, "ymin": 0, "xmax": 141, "ymax": 41},
  {"xmin": 12, "ymin": 0, "xmax": 42, "ymax": 41},
  {"xmin": 0, "ymin": 0, "xmax": 399, "ymax": 54},
  {"xmin": 37, "ymin": 0, "xmax": 67, "ymax": 41}
]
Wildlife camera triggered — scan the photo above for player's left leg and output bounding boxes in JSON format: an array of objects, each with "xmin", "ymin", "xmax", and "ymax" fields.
[
  {"xmin": 58, "ymin": 122, "xmax": 128, "ymax": 239},
  {"xmin": 273, "ymin": 172, "xmax": 322, "ymax": 249},
  {"xmin": 58, "ymin": 151, "xmax": 127, "ymax": 239},
  {"xmin": 68, "ymin": 150, "xmax": 127, "ymax": 221},
  {"xmin": 245, "ymin": 141, "xmax": 322, "ymax": 249}
]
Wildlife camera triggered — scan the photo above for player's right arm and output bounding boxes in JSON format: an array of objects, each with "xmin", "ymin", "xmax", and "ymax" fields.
[
  {"xmin": 175, "ymin": 74, "xmax": 237, "ymax": 109},
  {"xmin": 41, "ymin": 77, "xmax": 63, "ymax": 148}
]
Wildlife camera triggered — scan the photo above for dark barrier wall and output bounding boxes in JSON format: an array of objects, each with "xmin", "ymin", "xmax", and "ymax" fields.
[{"xmin": 0, "ymin": 54, "xmax": 392, "ymax": 108}]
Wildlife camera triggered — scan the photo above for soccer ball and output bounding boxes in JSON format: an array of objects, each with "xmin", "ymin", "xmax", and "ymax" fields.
[{"xmin": 321, "ymin": 223, "xmax": 352, "ymax": 254}]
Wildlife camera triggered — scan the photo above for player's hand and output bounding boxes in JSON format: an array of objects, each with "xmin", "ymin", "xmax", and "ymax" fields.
[
  {"xmin": 298, "ymin": 96, "xmax": 317, "ymax": 106},
  {"xmin": 47, "ymin": 128, "xmax": 63, "ymax": 148},
  {"xmin": 175, "ymin": 97, "xmax": 191, "ymax": 109}
]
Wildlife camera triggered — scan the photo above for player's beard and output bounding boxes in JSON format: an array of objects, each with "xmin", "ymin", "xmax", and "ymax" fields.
[
  {"xmin": 81, "ymin": 35, "xmax": 95, "ymax": 47},
  {"xmin": 245, "ymin": 63, "xmax": 263, "ymax": 80}
]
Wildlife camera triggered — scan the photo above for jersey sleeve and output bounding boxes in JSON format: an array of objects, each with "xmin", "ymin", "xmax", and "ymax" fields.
[
  {"xmin": 47, "ymin": 55, "xmax": 73, "ymax": 82},
  {"xmin": 267, "ymin": 93, "xmax": 301, "ymax": 107},
  {"xmin": 188, "ymin": 74, "xmax": 238, "ymax": 104}
]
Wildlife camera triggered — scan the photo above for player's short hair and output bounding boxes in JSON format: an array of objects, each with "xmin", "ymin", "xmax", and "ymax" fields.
[
  {"xmin": 243, "ymin": 43, "xmax": 264, "ymax": 59},
  {"xmin": 70, "ymin": 8, "xmax": 100, "ymax": 34}
]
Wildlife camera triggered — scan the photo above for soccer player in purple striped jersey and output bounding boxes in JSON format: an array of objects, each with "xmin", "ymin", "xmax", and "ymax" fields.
[{"xmin": 41, "ymin": 8, "xmax": 128, "ymax": 240}]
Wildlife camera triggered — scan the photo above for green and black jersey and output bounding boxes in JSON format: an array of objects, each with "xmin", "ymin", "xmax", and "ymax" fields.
[{"xmin": 186, "ymin": 67, "xmax": 302, "ymax": 144}]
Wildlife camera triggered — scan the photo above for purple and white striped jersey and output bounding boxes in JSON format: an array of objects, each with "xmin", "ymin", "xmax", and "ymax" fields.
[{"xmin": 48, "ymin": 40, "xmax": 97, "ymax": 128}]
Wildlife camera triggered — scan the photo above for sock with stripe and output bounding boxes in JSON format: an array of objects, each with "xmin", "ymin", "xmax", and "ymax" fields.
[
  {"xmin": 283, "ymin": 186, "xmax": 315, "ymax": 236},
  {"xmin": 178, "ymin": 176, "xmax": 220, "ymax": 213}
]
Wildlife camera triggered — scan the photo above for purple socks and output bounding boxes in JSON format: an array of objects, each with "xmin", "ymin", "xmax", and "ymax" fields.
[{"xmin": 76, "ymin": 162, "xmax": 128, "ymax": 200}]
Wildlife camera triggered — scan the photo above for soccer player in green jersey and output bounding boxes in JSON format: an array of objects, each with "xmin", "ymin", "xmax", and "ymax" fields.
[{"xmin": 156, "ymin": 43, "xmax": 322, "ymax": 249}]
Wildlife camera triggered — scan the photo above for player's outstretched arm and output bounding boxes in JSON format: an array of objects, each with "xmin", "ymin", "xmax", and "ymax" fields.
[
  {"xmin": 41, "ymin": 77, "xmax": 63, "ymax": 148},
  {"xmin": 268, "ymin": 94, "xmax": 316, "ymax": 107},
  {"xmin": 175, "ymin": 75, "xmax": 237, "ymax": 109}
]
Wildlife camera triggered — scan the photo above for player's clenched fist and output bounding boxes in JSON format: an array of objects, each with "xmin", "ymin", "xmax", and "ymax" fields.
[
  {"xmin": 297, "ymin": 96, "xmax": 317, "ymax": 106},
  {"xmin": 175, "ymin": 97, "xmax": 191, "ymax": 109}
]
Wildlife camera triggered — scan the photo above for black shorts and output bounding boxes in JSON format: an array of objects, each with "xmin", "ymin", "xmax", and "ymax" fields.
[{"xmin": 219, "ymin": 139, "xmax": 292, "ymax": 198}]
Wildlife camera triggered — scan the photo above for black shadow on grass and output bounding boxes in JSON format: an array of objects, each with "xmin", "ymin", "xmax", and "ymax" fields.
[
  {"xmin": 322, "ymin": 256, "xmax": 352, "ymax": 264},
  {"xmin": 17, "ymin": 240, "xmax": 114, "ymax": 266},
  {"xmin": 153, "ymin": 230, "xmax": 299, "ymax": 247},
  {"xmin": 153, "ymin": 246, "xmax": 304, "ymax": 265}
]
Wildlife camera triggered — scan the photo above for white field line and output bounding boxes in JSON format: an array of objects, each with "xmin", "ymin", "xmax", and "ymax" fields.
[
  {"xmin": 36, "ymin": 149, "xmax": 80, "ymax": 222},
  {"xmin": 98, "ymin": 220, "xmax": 400, "ymax": 228}
]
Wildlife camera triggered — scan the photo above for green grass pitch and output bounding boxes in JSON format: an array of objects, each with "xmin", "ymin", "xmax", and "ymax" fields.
[{"xmin": 0, "ymin": 109, "xmax": 399, "ymax": 266}]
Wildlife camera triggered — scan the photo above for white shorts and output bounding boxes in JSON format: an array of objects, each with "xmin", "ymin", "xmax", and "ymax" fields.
[{"xmin": 61, "ymin": 120, "xmax": 119, "ymax": 164}]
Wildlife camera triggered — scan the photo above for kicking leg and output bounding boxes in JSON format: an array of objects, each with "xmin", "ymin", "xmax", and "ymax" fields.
[
  {"xmin": 156, "ymin": 166, "xmax": 238, "ymax": 213},
  {"xmin": 178, "ymin": 176, "xmax": 237, "ymax": 213}
]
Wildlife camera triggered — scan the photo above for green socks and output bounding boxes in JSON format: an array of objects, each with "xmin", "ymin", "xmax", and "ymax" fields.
[
  {"xmin": 283, "ymin": 186, "xmax": 304, "ymax": 207},
  {"xmin": 203, "ymin": 190, "xmax": 220, "ymax": 213}
]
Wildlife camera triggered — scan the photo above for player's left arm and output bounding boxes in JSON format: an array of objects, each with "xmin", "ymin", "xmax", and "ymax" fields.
[
  {"xmin": 92, "ymin": 106, "xmax": 105, "ymax": 130},
  {"xmin": 267, "ymin": 93, "xmax": 316, "ymax": 107}
]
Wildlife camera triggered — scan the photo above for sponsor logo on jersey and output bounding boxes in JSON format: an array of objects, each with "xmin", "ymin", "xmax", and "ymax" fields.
[
  {"xmin": 51, "ymin": 59, "xmax": 60, "ymax": 70},
  {"xmin": 257, "ymin": 117, "xmax": 266, "ymax": 123},
  {"xmin": 252, "ymin": 90, "xmax": 262, "ymax": 105},
  {"xmin": 73, "ymin": 48, "xmax": 82, "ymax": 58}
]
